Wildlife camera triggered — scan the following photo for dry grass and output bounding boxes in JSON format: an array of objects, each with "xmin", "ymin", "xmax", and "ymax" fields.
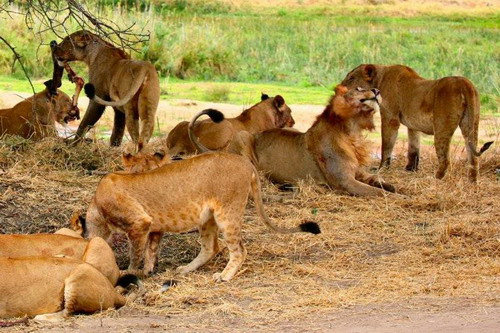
[
  {"xmin": 0, "ymin": 133, "xmax": 498, "ymax": 325},
  {"xmin": 224, "ymin": 0, "xmax": 499, "ymax": 16}
]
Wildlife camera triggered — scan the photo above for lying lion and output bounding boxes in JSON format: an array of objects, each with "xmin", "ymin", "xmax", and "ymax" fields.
[
  {"xmin": 80, "ymin": 151, "xmax": 320, "ymax": 282},
  {"xmin": 0, "ymin": 231, "xmax": 133, "ymax": 320},
  {"xmin": 0, "ymin": 233, "xmax": 119, "ymax": 285},
  {"xmin": 341, "ymin": 64, "xmax": 493, "ymax": 182},
  {"xmin": 0, "ymin": 80, "xmax": 78, "ymax": 139},
  {"xmin": 194, "ymin": 86, "xmax": 395, "ymax": 197},
  {"xmin": 51, "ymin": 30, "xmax": 160, "ymax": 150},
  {"xmin": 165, "ymin": 93, "xmax": 295, "ymax": 156},
  {"xmin": 0, "ymin": 257, "xmax": 125, "ymax": 320}
]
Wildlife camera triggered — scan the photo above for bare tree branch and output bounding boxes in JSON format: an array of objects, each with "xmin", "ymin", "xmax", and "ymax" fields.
[
  {"xmin": 0, "ymin": 35, "xmax": 35, "ymax": 94},
  {"xmin": 0, "ymin": 1, "xmax": 150, "ymax": 91}
]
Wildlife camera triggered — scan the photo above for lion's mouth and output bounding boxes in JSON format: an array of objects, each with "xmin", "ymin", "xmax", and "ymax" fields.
[
  {"xmin": 63, "ymin": 115, "xmax": 76, "ymax": 123},
  {"xmin": 360, "ymin": 89, "xmax": 381, "ymax": 114}
]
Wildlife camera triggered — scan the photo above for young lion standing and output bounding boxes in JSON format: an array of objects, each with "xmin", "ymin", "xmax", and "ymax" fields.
[{"xmin": 82, "ymin": 152, "xmax": 320, "ymax": 282}]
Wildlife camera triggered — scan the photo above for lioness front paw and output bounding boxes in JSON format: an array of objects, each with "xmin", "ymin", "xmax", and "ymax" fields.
[
  {"xmin": 213, "ymin": 272, "xmax": 231, "ymax": 282},
  {"xmin": 213, "ymin": 272, "xmax": 224, "ymax": 282}
]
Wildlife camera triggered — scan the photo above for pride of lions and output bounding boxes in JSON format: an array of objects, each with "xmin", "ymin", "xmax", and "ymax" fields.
[{"xmin": 0, "ymin": 30, "xmax": 494, "ymax": 321}]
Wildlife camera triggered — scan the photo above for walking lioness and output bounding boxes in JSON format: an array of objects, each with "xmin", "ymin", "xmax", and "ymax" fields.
[
  {"xmin": 83, "ymin": 152, "xmax": 320, "ymax": 281},
  {"xmin": 341, "ymin": 64, "xmax": 493, "ymax": 182}
]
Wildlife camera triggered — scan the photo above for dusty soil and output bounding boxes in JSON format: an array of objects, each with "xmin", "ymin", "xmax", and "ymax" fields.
[{"xmin": 8, "ymin": 301, "xmax": 500, "ymax": 332}]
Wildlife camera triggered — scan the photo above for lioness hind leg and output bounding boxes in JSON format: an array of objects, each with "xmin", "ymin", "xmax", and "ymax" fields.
[
  {"xmin": 459, "ymin": 120, "xmax": 479, "ymax": 183},
  {"xmin": 124, "ymin": 103, "xmax": 140, "ymax": 148},
  {"xmin": 143, "ymin": 232, "xmax": 163, "ymax": 276},
  {"xmin": 176, "ymin": 217, "xmax": 220, "ymax": 274},
  {"xmin": 137, "ymin": 93, "xmax": 157, "ymax": 151},
  {"xmin": 212, "ymin": 214, "xmax": 246, "ymax": 282},
  {"xmin": 434, "ymin": 121, "xmax": 459, "ymax": 180}
]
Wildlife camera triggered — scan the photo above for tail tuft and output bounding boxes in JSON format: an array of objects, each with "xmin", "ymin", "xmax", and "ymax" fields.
[
  {"xmin": 278, "ymin": 183, "xmax": 295, "ymax": 192},
  {"xmin": 84, "ymin": 83, "xmax": 96, "ymax": 99},
  {"xmin": 299, "ymin": 221, "xmax": 321, "ymax": 234},
  {"xmin": 206, "ymin": 109, "xmax": 224, "ymax": 123},
  {"xmin": 479, "ymin": 141, "xmax": 494, "ymax": 154},
  {"xmin": 116, "ymin": 274, "xmax": 141, "ymax": 289}
]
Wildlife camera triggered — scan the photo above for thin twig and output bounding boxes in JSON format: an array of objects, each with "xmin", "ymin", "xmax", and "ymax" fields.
[{"xmin": 0, "ymin": 35, "xmax": 35, "ymax": 94}]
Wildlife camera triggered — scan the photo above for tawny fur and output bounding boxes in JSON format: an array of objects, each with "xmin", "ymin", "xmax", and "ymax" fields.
[
  {"xmin": 234, "ymin": 86, "xmax": 396, "ymax": 196},
  {"xmin": 0, "ymin": 87, "xmax": 75, "ymax": 139},
  {"xmin": 165, "ymin": 95, "xmax": 295, "ymax": 156},
  {"xmin": 84, "ymin": 152, "xmax": 318, "ymax": 282},
  {"xmin": 341, "ymin": 64, "xmax": 493, "ymax": 182},
  {"xmin": 0, "ymin": 233, "xmax": 120, "ymax": 285},
  {"xmin": 122, "ymin": 150, "xmax": 172, "ymax": 173},
  {"xmin": 0, "ymin": 258, "xmax": 125, "ymax": 319},
  {"xmin": 52, "ymin": 30, "xmax": 160, "ymax": 149}
]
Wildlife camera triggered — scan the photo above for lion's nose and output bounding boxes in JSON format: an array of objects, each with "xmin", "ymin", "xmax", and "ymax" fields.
[
  {"xmin": 50, "ymin": 40, "xmax": 57, "ymax": 48},
  {"xmin": 371, "ymin": 88, "xmax": 380, "ymax": 96}
]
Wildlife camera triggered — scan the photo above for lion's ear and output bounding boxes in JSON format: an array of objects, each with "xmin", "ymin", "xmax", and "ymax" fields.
[
  {"xmin": 122, "ymin": 153, "xmax": 133, "ymax": 165},
  {"xmin": 273, "ymin": 95, "xmax": 285, "ymax": 109},
  {"xmin": 43, "ymin": 80, "xmax": 59, "ymax": 97},
  {"xmin": 363, "ymin": 64, "xmax": 376, "ymax": 82},
  {"xmin": 261, "ymin": 93, "xmax": 270, "ymax": 101},
  {"xmin": 334, "ymin": 85, "xmax": 348, "ymax": 96}
]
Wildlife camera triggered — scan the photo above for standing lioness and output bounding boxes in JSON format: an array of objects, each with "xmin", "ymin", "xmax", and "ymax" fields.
[
  {"xmin": 341, "ymin": 64, "xmax": 493, "ymax": 182},
  {"xmin": 84, "ymin": 152, "xmax": 320, "ymax": 281},
  {"xmin": 51, "ymin": 30, "xmax": 160, "ymax": 150}
]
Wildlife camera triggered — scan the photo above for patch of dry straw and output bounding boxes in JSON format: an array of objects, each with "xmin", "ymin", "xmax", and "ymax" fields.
[{"xmin": 0, "ymin": 137, "xmax": 498, "ymax": 325}]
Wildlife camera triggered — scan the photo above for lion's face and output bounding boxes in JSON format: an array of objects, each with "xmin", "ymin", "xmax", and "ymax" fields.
[
  {"xmin": 333, "ymin": 85, "xmax": 381, "ymax": 130},
  {"xmin": 49, "ymin": 89, "xmax": 79, "ymax": 124},
  {"xmin": 260, "ymin": 94, "xmax": 295, "ymax": 128},
  {"xmin": 341, "ymin": 64, "xmax": 377, "ymax": 90},
  {"xmin": 122, "ymin": 150, "xmax": 172, "ymax": 173},
  {"xmin": 51, "ymin": 30, "xmax": 94, "ymax": 64}
]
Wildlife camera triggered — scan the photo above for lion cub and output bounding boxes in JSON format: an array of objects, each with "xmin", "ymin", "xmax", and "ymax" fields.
[{"xmin": 82, "ymin": 152, "xmax": 320, "ymax": 282}]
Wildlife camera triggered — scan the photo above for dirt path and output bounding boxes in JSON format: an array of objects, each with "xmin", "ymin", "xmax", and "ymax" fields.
[{"xmin": 16, "ymin": 300, "xmax": 499, "ymax": 332}]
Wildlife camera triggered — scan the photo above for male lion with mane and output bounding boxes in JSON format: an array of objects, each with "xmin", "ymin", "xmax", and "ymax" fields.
[
  {"xmin": 165, "ymin": 93, "xmax": 294, "ymax": 156},
  {"xmin": 80, "ymin": 152, "xmax": 320, "ymax": 282},
  {"xmin": 0, "ymin": 80, "xmax": 78, "ymax": 139},
  {"xmin": 341, "ymin": 64, "xmax": 493, "ymax": 182},
  {"xmin": 51, "ymin": 30, "xmax": 160, "ymax": 150},
  {"xmin": 196, "ymin": 86, "xmax": 395, "ymax": 196}
]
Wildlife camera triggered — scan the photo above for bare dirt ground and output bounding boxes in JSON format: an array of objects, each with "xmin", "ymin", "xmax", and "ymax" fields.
[
  {"xmin": 0, "ymin": 92, "xmax": 499, "ymax": 332},
  {"xmin": 16, "ymin": 301, "xmax": 500, "ymax": 332}
]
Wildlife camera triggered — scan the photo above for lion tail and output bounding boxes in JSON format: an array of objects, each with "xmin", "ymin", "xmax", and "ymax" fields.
[
  {"xmin": 460, "ymin": 82, "xmax": 494, "ymax": 157},
  {"xmin": 84, "ymin": 70, "xmax": 147, "ymax": 107},
  {"xmin": 188, "ymin": 109, "xmax": 225, "ymax": 153},
  {"xmin": 249, "ymin": 164, "xmax": 321, "ymax": 235}
]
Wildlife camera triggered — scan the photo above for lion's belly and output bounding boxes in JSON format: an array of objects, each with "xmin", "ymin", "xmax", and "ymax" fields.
[
  {"xmin": 400, "ymin": 112, "xmax": 434, "ymax": 135},
  {"xmin": 255, "ymin": 134, "xmax": 326, "ymax": 184}
]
